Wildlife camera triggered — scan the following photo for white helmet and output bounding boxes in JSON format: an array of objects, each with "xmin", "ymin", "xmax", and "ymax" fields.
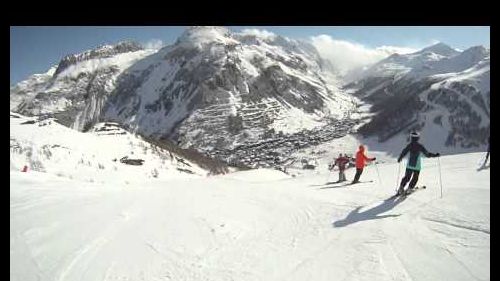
[{"xmin": 410, "ymin": 131, "xmax": 420, "ymax": 141}]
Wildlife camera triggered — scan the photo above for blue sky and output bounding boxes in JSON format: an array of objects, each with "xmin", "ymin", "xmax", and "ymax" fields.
[{"xmin": 10, "ymin": 26, "xmax": 490, "ymax": 85}]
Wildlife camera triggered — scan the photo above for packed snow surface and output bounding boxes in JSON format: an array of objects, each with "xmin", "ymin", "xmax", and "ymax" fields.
[{"xmin": 11, "ymin": 151, "xmax": 489, "ymax": 281}]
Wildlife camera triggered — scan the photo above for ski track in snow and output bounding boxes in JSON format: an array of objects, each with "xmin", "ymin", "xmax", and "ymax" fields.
[{"xmin": 10, "ymin": 152, "xmax": 489, "ymax": 281}]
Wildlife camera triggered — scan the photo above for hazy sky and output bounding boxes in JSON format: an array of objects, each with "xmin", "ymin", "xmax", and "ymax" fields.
[{"xmin": 10, "ymin": 26, "xmax": 490, "ymax": 85}]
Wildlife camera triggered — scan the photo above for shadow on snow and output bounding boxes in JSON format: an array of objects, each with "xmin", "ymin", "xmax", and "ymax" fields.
[
  {"xmin": 309, "ymin": 181, "xmax": 346, "ymax": 188},
  {"xmin": 318, "ymin": 183, "xmax": 352, "ymax": 189},
  {"xmin": 333, "ymin": 196, "xmax": 406, "ymax": 228}
]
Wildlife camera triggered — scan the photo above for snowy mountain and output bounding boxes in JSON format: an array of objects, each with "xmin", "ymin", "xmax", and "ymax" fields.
[
  {"xmin": 10, "ymin": 41, "xmax": 157, "ymax": 131},
  {"xmin": 354, "ymin": 43, "xmax": 461, "ymax": 79},
  {"xmin": 10, "ymin": 66, "xmax": 57, "ymax": 111},
  {"xmin": 11, "ymin": 29, "xmax": 490, "ymax": 167},
  {"xmin": 10, "ymin": 27, "xmax": 355, "ymax": 155},
  {"xmin": 103, "ymin": 26, "xmax": 354, "ymax": 151},
  {"xmin": 345, "ymin": 43, "xmax": 490, "ymax": 150},
  {"xmin": 10, "ymin": 112, "xmax": 228, "ymax": 182}
]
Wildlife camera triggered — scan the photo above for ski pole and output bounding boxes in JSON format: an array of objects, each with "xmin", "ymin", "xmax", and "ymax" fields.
[
  {"xmin": 325, "ymin": 162, "xmax": 332, "ymax": 183},
  {"xmin": 438, "ymin": 156, "xmax": 443, "ymax": 198},
  {"xmin": 395, "ymin": 161, "xmax": 401, "ymax": 193},
  {"xmin": 325, "ymin": 172, "xmax": 330, "ymax": 183}
]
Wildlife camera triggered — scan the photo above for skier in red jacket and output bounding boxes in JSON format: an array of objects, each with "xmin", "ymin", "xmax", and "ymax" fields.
[
  {"xmin": 352, "ymin": 145, "xmax": 376, "ymax": 184},
  {"xmin": 331, "ymin": 153, "xmax": 350, "ymax": 182}
]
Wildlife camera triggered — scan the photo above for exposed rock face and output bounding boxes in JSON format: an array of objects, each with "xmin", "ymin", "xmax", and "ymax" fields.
[
  {"xmin": 10, "ymin": 41, "xmax": 155, "ymax": 131},
  {"xmin": 54, "ymin": 41, "xmax": 143, "ymax": 76},
  {"xmin": 101, "ymin": 26, "xmax": 354, "ymax": 150},
  {"xmin": 11, "ymin": 28, "xmax": 354, "ymax": 153}
]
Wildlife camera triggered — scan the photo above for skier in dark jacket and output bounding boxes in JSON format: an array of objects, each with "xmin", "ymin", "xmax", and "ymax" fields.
[
  {"xmin": 397, "ymin": 131, "xmax": 439, "ymax": 195},
  {"xmin": 483, "ymin": 136, "xmax": 490, "ymax": 167}
]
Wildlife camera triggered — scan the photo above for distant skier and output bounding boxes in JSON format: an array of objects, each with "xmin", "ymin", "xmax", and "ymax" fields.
[
  {"xmin": 352, "ymin": 145, "xmax": 376, "ymax": 184},
  {"xmin": 397, "ymin": 131, "xmax": 440, "ymax": 195},
  {"xmin": 482, "ymin": 136, "xmax": 490, "ymax": 167},
  {"xmin": 332, "ymin": 153, "xmax": 349, "ymax": 182}
]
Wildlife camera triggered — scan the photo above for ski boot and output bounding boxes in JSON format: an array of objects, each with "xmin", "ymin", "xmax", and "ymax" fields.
[
  {"xmin": 396, "ymin": 186, "xmax": 405, "ymax": 196},
  {"xmin": 405, "ymin": 186, "xmax": 417, "ymax": 195}
]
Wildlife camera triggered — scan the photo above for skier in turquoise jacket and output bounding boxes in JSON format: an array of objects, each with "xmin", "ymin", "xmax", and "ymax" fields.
[{"xmin": 397, "ymin": 132, "xmax": 440, "ymax": 195}]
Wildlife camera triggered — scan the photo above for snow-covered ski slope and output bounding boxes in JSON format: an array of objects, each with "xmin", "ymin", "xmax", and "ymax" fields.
[
  {"xmin": 10, "ymin": 112, "xmax": 208, "ymax": 183},
  {"xmin": 10, "ymin": 151, "xmax": 489, "ymax": 281}
]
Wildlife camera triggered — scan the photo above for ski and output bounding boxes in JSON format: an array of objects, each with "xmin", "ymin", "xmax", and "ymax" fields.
[
  {"xmin": 323, "ymin": 180, "xmax": 374, "ymax": 188},
  {"xmin": 395, "ymin": 186, "xmax": 426, "ymax": 197},
  {"xmin": 406, "ymin": 186, "xmax": 426, "ymax": 195},
  {"xmin": 325, "ymin": 180, "xmax": 344, "ymax": 185},
  {"xmin": 350, "ymin": 180, "xmax": 374, "ymax": 185},
  {"xmin": 338, "ymin": 180, "xmax": 374, "ymax": 187}
]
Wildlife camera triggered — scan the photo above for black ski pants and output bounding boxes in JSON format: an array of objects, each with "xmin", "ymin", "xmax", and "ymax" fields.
[
  {"xmin": 400, "ymin": 168, "xmax": 420, "ymax": 189},
  {"xmin": 352, "ymin": 168, "xmax": 363, "ymax": 182}
]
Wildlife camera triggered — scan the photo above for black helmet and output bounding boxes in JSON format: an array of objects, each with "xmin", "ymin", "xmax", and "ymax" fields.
[{"xmin": 410, "ymin": 131, "xmax": 420, "ymax": 141}]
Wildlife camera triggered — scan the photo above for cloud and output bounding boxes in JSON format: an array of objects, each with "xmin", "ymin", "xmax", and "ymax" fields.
[
  {"xmin": 310, "ymin": 35, "xmax": 418, "ymax": 75},
  {"xmin": 430, "ymin": 39, "xmax": 441, "ymax": 45},
  {"xmin": 239, "ymin": 29, "xmax": 277, "ymax": 40},
  {"xmin": 375, "ymin": 45, "xmax": 418, "ymax": 55},
  {"xmin": 143, "ymin": 39, "xmax": 164, "ymax": 50}
]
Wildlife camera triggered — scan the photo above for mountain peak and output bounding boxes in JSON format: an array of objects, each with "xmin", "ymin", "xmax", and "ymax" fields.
[
  {"xmin": 417, "ymin": 42, "xmax": 459, "ymax": 57},
  {"xmin": 462, "ymin": 45, "xmax": 488, "ymax": 56},
  {"xmin": 176, "ymin": 26, "xmax": 236, "ymax": 47},
  {"xmin": 79, "ymin": 40, "xmax": 143, "ymax": 56},
  {"xmin": 54, "ymin": 40, "xmax": 144, "ymax": 76},
  {"xmin": 186, "ymin": 26, "xmax": 231, "ymax": 34},
  {"xmin": 112, "ymin": 41, "xmax": 144, "ymax": 52},
  {"xmin": 455, "ymin": 45, "xmax": 490, "ymax": 63}
]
